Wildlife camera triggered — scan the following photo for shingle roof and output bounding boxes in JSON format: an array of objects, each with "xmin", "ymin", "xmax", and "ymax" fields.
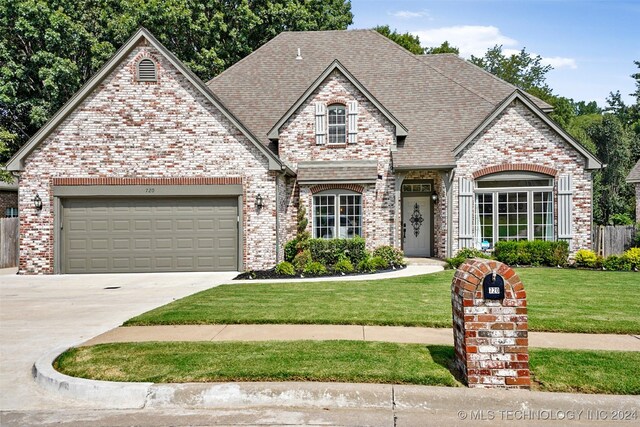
[
  {"xmin": 0, "ymin": 177, "xmax": 18, "ymax": 191},
  {"xmin": 627, "ymin": 159, "xmax": 640, "ymax": 183},
  {"xmin": 208, "ymin": 30, "xmax": 554, "ymax": 169},
  {"xmin": 297, "ymin": 160, "xmax": 378, "ymax": 183}
]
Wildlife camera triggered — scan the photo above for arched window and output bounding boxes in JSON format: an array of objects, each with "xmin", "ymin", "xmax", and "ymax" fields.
[
  {"xmin": 137, "ymin": 58, "xmax": 157, "ymax": 82},
  {"xmin": 327, "ymin": 104, "xmax": 346, "ymax": 145},
  {"xmin": 474, "ymin": 171, "xmax": 554, "ymax": 248},
  {"xmin": 313, "ymin": 189, "xmax": 362, "ymax": 239}
]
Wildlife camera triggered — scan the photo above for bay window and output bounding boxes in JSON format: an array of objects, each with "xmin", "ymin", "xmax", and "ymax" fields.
[{"xmin": 475, "ymin": 174, "xmax": 554, "ymax": 248}]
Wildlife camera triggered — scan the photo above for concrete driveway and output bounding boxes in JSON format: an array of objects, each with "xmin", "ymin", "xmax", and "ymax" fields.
[{"xmin": 0, "ymin": 267, "xmax": 236, "ymax": 411}]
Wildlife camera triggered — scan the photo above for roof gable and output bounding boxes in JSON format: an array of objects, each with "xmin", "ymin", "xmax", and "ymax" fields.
[
  {"xmin": 627, "ymin": 159, "xmax": 640, "ymax": 183},
  {"xmin": 453, "ymin": 90, "xmax": 602, "ymax": 170},
  {"xmin": 267, "ymin": 60, "xmax": 408, "ymax": 139},
  {"xmin": 6, "ymin": 28, "xmax": 284, "ymax": 172}
]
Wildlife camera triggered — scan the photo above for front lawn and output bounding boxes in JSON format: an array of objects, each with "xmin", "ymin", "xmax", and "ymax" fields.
[
  {"xmin": 125, "ymin": 268, "xmax": 640, "ymax": 334},
  {"xmin": 55, "ymin": 342, "xmax": 640, "ymax": 395}
]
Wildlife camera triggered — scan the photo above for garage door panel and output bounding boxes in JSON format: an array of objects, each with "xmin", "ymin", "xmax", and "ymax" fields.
[{"xmin": 63, "ymin": 197, "xmax": 238, "ymax": 273}]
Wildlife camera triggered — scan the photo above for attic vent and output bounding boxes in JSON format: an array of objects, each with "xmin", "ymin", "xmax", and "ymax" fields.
[
  {"xmin": 296, "ymin": 47, "xmax": 302, "ymax": 60},
  {"xmin": 137, "ymin": 58, "xmax": 157, "ymax": 82}
]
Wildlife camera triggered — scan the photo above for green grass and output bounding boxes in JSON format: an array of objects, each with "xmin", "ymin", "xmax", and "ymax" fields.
[
  {"xmin": 55, "ymin": 342, "xmax": 640, "ymax": 395},
  {"xmin": 55, "ymin": 341, "xmax": 460, "ymax": 386},
  {"xmin": 125, "ymin": 268, "xmax": 639, "ymax": 334},
  {"xmin": 530, "ymin": 348, "xmax": 640, "ymax": 395}
]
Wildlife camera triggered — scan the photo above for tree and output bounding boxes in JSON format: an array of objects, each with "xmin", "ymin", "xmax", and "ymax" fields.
[
  {"xmin": 588, "ymin": 115, "xmax": 635, "ymax": 224},
  {"xmin": 374, "ymin": 25, "xmax": 424, "ymax": 55},
  {"xmin": 470, "ymin": 45, "xmax": 553, "ymax": 96},
  {"xmin": 0, "ymin": 0, "xmax": 353, "ymax": 165},
  {"xmin": 425, "ymin": 41, "xmax": 459, "ymax": 55}
]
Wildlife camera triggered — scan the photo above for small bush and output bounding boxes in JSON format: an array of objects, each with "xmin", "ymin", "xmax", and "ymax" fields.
[
  {"xmin": 575, "ymin": 249, "xmax": 598, "ymax": 268},
  {"xmin": 494, "ymin": 241, "xmax": 569, "ymax": 267},
  {"xmin": 293, "ymin": 249, "xmax": 312, "ymax": 272},
  {"xmin": 370, "ymin": 255, "xmax": 389, "ymax": 270},
  {"xmin": 609, "ymin": 213, "xmax": 634, "ymax": 226},
  {"xmin": 303, "ymin": 261, "xmax": 328, "ymax": 275},
  {"xmin": 333, "ymin": 257, "xmax": 354, "ymax": 274},
  {"xmin": 274, "ymin": 261, "xmax": 295, "ymax": 276},
  {"xmin": 357, "ymin": 256, "xmax": 377, "ymax": 273},
  {"xmin": 284, "ymin": 239, "xmax": 298, "ymax": 263},
  {"xmin": 445, "ymin": 247, "xmax": 490, "ymax": 269},
  {"xmin": 372, "ymin": 246, "xmax": 406, "ymax": 267},
  {"xmin": 309, "ymin": 237, "xmax": 367, "ymax": 266},
  {"xmin": 622, "ymin": 247, "xmax": 640, "ymax": 270},
  {"xmin": 603, "ymin": 254, "xmax": 632, "ymax": 271}
]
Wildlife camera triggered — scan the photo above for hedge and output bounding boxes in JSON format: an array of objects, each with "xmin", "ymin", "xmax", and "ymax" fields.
[
  {"xmin": 493, "ymin": 240, "xmax": 569, "ymax": 267},
  {"xmin": 308, "ymin": 237, "xmax": 367, "ymax": 267}
]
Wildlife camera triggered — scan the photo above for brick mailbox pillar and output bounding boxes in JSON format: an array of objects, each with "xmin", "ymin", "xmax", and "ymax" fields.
[{"xmin": 451, "ymin": 258, "xmax": 530, "ymax": 388}]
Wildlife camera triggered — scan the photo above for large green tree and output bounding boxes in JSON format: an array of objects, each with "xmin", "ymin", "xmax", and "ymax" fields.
[
  {"xmin": 0, "ymin": 0, "xmax": 353, "ymax": 164},
  {"xmin": 373, "ymin": 25, "xmax": 424, "ymax": 55},
  {"xmin": 425, "ymin": 41, "xmax": 459, "ymax": 55}
]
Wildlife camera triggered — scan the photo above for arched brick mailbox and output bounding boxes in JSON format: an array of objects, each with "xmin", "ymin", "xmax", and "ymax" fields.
[{"xmin": 451, "ymin": 258, "xmax": 530, "ymax": 388}]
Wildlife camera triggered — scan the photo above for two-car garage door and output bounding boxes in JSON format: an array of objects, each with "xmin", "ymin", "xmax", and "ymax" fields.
[{"xmin": 62, "ymin": 197, "xmax": 238, "ymax": 273}]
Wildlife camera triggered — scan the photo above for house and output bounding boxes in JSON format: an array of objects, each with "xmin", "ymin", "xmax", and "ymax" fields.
[
  {"xmin": 6, "ymin": 28, "xmax": 601, "ymax": 274},
  {"xmin": 628, "ymin": 159, "xmax": 640, "ymax": 221},
  {"xmin": 0, "ymin": 178, "xmax": 18, "ymax": 218}
]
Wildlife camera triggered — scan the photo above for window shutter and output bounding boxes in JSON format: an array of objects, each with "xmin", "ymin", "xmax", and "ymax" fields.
[
  {"xmin": 458, "ymin": 177, "xmax": 474, "ymax": 250},
  {"xmin": 347, "ymin": 100, "xmax": 358, "ymax": 144},
  {"xmin": 315, "ymin": 102, "xmax": 326, "ymax": 145},
  {"xmin": 558, "ymin": 174, "xmax": 573, "ymax": 247}
]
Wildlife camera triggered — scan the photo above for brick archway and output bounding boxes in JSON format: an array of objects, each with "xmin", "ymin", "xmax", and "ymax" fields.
[
  {"xmin": 472, "ymin": 163, "xmax": 557, "ymax": 180},
  {"xmin": 309, "ymin": 184, "xmax": 364, "ymax": 194}
]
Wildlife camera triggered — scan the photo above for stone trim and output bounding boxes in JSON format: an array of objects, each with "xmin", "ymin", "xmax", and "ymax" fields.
[
  {"xmin": 309, "ymin": 184, "xmax": 364, "ymax": 194},
  {"xmin": 472, "ymin": 164, "xmax": 557, "ymax": 180},
  {"xmin": 51, "ymin": 177, "xmax": 242, "ymax": 186}
]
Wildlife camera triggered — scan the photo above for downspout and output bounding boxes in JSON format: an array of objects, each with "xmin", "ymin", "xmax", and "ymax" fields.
[
  {"xmin": 275, "ymin": 172, "xmax": 281, "ymax": 264},
  {"xmin": 446, "ymin": 169, "xmax": 456, "ymax": 258}
]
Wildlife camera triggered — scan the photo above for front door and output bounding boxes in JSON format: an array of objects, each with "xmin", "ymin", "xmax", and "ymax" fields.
[{"xmin": 403, "ymin": 196, "xmax": 431, "ymax": 257}]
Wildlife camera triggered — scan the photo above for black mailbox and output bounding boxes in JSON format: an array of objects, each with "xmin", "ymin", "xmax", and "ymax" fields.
[{"xmin": 482, "ymin": 272, "xmax": 505, "ymax": 300}]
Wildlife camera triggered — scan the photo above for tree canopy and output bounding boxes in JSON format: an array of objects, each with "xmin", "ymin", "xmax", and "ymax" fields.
[
  {"xmin": 373, "ymin": 25, "xmax": 424, "ymax": 55},
  {"xmin": 0, "ymin": 0, "xmax": 353, "ymax": 164},
  {"xmin": 425, "ymin": 41, "xmax": 459, "ymax": 55}
]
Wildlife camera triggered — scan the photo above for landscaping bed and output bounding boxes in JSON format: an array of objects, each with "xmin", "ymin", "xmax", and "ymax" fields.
[
  {"xmin": 55, "ymin": 341, "xmax": 640, "ymax": 395},
  {"xmin": 234, "ymin": 264, "xmax": 406, "ymax": 280}
]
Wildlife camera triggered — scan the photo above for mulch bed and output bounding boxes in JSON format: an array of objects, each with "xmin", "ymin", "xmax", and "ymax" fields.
[{"xmin": 233, "ymin": 265, "xmax": 406, "ymax": 280}]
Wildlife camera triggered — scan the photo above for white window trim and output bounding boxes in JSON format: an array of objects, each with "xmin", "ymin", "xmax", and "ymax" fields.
[
  {"xmin": 327, "ymin": 104, "xmax": 347, "ymax": 145},
  {"xmin": 474, "ymin": 183, "xmax": 554, "ymax": 246},
  {"xmin": 312, "ymin": 190, "xmax": 362, "ymax": 239}
]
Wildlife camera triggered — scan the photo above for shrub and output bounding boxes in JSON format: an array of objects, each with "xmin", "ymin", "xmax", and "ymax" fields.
[
  {"xmin": 494, "ymin": 241, "xmax": 569, "ymax": 267},
  {"xmin": 274, "ymin": 261, "xmax": 295, "ymax": 276},
  {"xmin": 622, "ymin": 247, "xmax": 640, "ymax": 270},
  {"xmin": 303, "ymin": 261, "xmax": 327, "ymax": 275},
  {"xmin": 333, "ymin": 257, "xmax": 354, "ymax": 274},
  {"xmin": 575, "ymin": 249, "xmax": 598, "ymax": 268},
  {"xmin": 293, "ymin": 249, "xmax": 311, "ymax": 272},
  {"xmin": 372, "ymin": 246, "xmax": 406, "ymax": 267},
  {"xmin": 603, "ymin": 254, "xmax": 632, "ymax": 271},
  {"xmin": 356, "ymin": 257, "xmax": 377, "ymax": 273},
  {"xmin": 309, "ymin": 237, "xmax": 367, "ymax": 266},
  {"xmin": 370, "ymin": 255, "xmax": 389, "ymax": 270},
  {"xmin": 284, "ymin": 239, "xmax": 298, "ymax": 263},
  {"xmin": 445, "ymin": 247, "xmax": 489, "ymax": 269},
  {"xmin": 609, "ymin": 213, "xmax": 634, "ymax": 226}
]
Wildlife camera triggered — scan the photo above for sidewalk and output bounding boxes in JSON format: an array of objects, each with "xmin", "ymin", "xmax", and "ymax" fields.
[{"xmin": 82, "ymin": 324, "xmax": 640, "ymax": 351}]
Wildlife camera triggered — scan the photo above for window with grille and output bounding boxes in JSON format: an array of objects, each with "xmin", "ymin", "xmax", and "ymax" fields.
[
  {"xmin": 313, "ymin": 191, "xmax": 362, "ymax": 239},
  {"xmin": 137, "ymin": 58, "xmax": 157, "ymax": 82},
  {"xmin": 327, "ymin": 104, "xmax": 346, "ymax": 145}
]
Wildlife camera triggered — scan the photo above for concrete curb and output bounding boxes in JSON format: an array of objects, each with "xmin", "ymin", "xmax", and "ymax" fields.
[
  {"xmin": 33, "ymin": 347, "xmax": 152, "ymax": 409},
  {"xmin": 34, "ymin": 347, "xmax": 640, "ymax": 413}
]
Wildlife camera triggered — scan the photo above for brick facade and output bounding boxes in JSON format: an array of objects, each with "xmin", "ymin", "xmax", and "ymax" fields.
[
  {"xmin": 454, "ymin": 100, "xmax": 593, "ymax": 255},
  {"xmin": 278, "ymin": 71, "xmax": 397, "ymax": 250},
  {"xmin": 0, "ymin": 191, "xmax": 18, "ymax": 217},
  {"xmin": 17, "ymin": 43, "xmax": 278, "ymax": 274}
]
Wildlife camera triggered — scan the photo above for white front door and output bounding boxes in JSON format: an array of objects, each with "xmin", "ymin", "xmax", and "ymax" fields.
[{"xmin": 403, "ymin": 196, "xmax": 431, "ymax": 257}]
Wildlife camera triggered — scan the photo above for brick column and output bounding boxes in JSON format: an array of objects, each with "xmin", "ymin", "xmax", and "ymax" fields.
[{"xmin": 451, "ymin": 258, "xmax": 530, "ymax": 388}]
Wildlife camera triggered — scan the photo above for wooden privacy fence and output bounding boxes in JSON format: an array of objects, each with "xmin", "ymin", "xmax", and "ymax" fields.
[
  {"xmin": 0, "ymin": 217, "xmax": 19, "ymax": 268},
  {"xmin": 593, "ymin": 225, "xmax": 637, "ymax": 257}
]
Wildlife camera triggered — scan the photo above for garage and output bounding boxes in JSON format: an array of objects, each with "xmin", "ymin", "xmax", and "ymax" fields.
[{"xmin": 61, "ymin": 197, "xmax": 238, "ymax": 273}]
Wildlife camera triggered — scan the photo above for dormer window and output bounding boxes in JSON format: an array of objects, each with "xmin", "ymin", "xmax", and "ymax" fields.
[
  {"xmin": 327, "ymin": 104, "xmax": 346, "ymax": 145},
  {"xmin": 137, "ymin": 58, "xmax": 157, "ymax": 82}
]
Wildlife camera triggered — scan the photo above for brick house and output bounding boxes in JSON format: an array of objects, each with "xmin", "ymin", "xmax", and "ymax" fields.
[
  {"xmin": 627, "ymin": 159, "xmax": 640, "ymax": 221},
  {"xmin": 6, "ymin": 28, "xmax": 601, "ymax": 274},
  {"xmin": 0, "ymin": 178, "xmax": 18, "ymax": 218}
]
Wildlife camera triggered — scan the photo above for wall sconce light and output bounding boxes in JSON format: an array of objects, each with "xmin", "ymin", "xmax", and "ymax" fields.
[
  {"xmin": 431, "ymin": 193, "xmax": 438, "ymax": 204},
  {"xmin": 255, "ymin": 193, "xmax": 264, "ymax": 210},
  {"xmin": 33, "ymin": 194, "xmax": 43, "ymax": 211}
]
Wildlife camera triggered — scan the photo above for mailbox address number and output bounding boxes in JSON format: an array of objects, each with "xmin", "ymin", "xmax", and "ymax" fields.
[
  {"xmin": 145, "ymin": 188, "xmax": 155, "ymax": 193},
  {"xmin": 482, "ymin": 273, "xmax": 505, "ymax": 300}
]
